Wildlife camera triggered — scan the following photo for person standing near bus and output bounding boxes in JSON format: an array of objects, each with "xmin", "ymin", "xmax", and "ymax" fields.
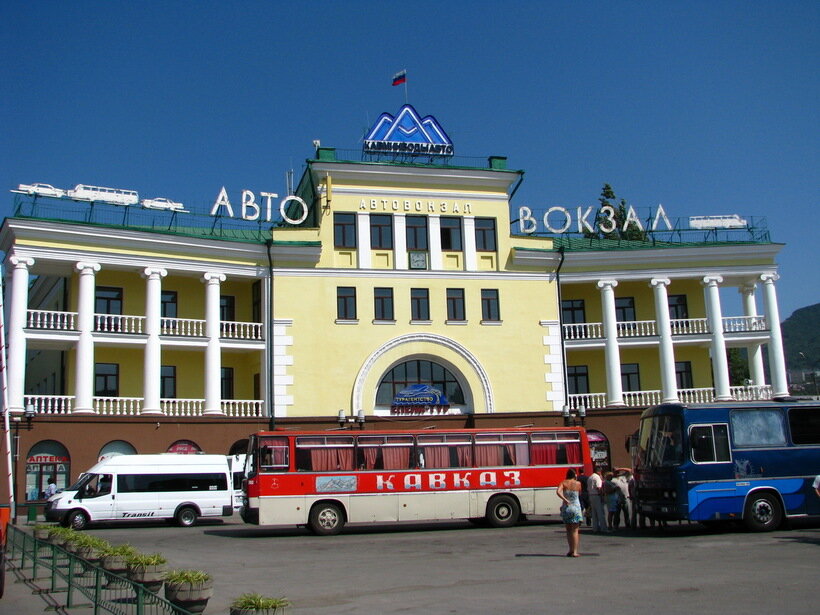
[
  {"xmin": 557, "ymin": 469, "xmax": 583, "ymax": 557},
  {"xmin": 587, "ymin": 469, "xmax": 607, "ymax": 533},
  {"xmin": 813, "ymin": 475, "xmax": 820, "ymax": 497}
]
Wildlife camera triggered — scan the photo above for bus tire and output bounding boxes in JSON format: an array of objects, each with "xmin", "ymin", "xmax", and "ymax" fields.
[
  {"xmin": 743, "ymin": 492, "xmax": 782, "ymax": 532},
  {"xmin": 486, "ymin": 495, "xmax": 520, "ymax": 528},
  {"xmin": 175, "ymin": 506, "xmax": 198, "ymax": 527},
  {"xmin": 308, "ymin": 502, "xmax": 345, "ymax": 536},
  {"xmin": 67, "ymin": 509, "xmax": 89, "ymax": 531}
]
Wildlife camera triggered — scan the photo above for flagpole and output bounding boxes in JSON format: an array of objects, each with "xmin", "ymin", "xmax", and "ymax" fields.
[{"xmin": 404, "ymin": 69, "xmax": 408, "ymax": 104}]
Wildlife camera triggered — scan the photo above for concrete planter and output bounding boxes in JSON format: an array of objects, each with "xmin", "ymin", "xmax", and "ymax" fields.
[
  {"xmin": 126, "ymin": 563, "xmax": 167, "ymax": 594},
  {"xmin": 164, "ymin": 579, "xmax": 214, "ymax": 614}
]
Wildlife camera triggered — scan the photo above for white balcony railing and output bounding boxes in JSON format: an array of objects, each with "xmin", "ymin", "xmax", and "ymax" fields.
[
  {"xmin": 25, "ymin": 395, "xmax": 265, "ymax": 418},
  {"xmin": 567, "ymin": 385, "xmax": 774, "ymax": 410},
  {"xmin": 563, "ymin": 322, "xmax": 604, "ymax": 340},
  {"xmin": 27, "ymin": 310, "xmax": 78, "ymax": 331},
  {"xmin": 670, "ymin": 318, "xmax": 709, "ymax": 335},
  {"xmin": 617, "ymin": 320, "xmax": 656, "ymax": 338},
  {"xmin": 161, "ymin": 317, "xmax": 206, "ymax": 337},
  {"xmin": 723, "ymin": 315, "xmax": 768, "ymax": 333},
  {"xmin": 221, "ymin": 320, "xmax": 264, "ymax": 340},
  {"xmin": 94, "ymin": 314, "xmax": 145, "ymax": 334}
]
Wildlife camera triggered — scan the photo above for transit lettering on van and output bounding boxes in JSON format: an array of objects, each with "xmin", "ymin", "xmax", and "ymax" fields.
[{"xmin": 44, "ymin": 454, "xmax": 234, "ymax": 530}]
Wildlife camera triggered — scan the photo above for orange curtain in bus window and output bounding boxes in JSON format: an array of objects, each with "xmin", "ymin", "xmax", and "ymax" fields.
[
  {"xmin": 310, "ymin": 438, "xmax": 354, "ymax": 472},
  {"xmin": 362, "ymin": 445, "xmax": 379, "ymax": 469},
  {"xmin": 420, "ymin": 437, "xmax": 450, "ymax": 468},
  {"xmin": 455, "ymin": 443, "xmax": 472, "ymax": 467},
  {"xmin": 475, "ymin": 444, "xmax": 503, "ymax": 467},
  {"xmin": 531, "ymin": 442, "xmax": 558, "ymax": 465},
  {"xmin": 382, "ymin": 445, "xmax": 411, "ymax": 470},
  {"xmin": 564, "ymin": 442, "xmax": 581, "ymax": 464}
]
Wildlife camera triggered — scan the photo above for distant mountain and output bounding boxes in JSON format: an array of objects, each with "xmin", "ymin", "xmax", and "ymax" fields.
[{"xmin": 782, "ymin": 303, "xmax": 820, "ymax": 369}]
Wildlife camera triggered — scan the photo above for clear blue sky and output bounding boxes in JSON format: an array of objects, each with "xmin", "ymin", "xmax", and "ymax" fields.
[{"xmin": 2, "ymin": 1, "xmax": 817, "ymax": 319}]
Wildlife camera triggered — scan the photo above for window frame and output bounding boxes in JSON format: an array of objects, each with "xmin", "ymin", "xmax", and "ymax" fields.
[
  {"xmin": 480, "ymin": 289, "xmax": 500, "ymax": 322},
  {"xmin": 567, "ymin": 365, "xmax": 590, "ymax": 395},
  {"xmin": 440, "ymin": 217, "xmax": 463, "ymax": 251},
  {"xmin": 410, "ymin": 288, "xmax": 430, "ymax": 321},
  {"xmin": 406, "ymin": 215, "xmax": 428, "ymax": 251},
  {"xmin": 621, "ymin": 363, "xmax": 641, "ymax": 392},
  {"xmin": 334, "ymin": 213, "xmax": 357, "ymax": 249},
  {"xmin": 337, "ymin": 286, "xmax": 357, "ymax": 321},
  {"xmin": 95, "ymin": 286, "xmax": 123, "ymax": 315},
  {"xmin": 370, "ymin": 214, "xmax": 394, "ymax": 249},
  {"xmin": 561, "ymin": 299, "xmax": 586, "ymax": 324},
  {"xmin": 374, "ymin": 287, "xmax": 395, "ymax": 321},
  {"xmin": 689, "ymin": 423, "xmax": 732, "ymax": 464},
  {"xmin": 446, "ymin": 288, "xmax": 466, "ymax": 322},
  {"xmin": 475, "ymin": 218, "xmax": 497, "ymax": 252},
  {"xmin": 94, "ymin": 363, "xmax": 119, "ymax": 397},
  {"xmin": 615, "ymin": 297, "xmax": 636, "ymax": 322}
]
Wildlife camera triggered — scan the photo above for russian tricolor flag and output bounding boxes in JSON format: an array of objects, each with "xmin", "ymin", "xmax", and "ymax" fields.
[{"xmin": 392, "ymin": 70, "xmax": 407, "ymax": 86}]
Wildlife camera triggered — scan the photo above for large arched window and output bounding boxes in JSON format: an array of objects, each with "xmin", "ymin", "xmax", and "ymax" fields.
[
  {"xmin": 25, "ymin": 440, "xmax": 70, "ymax": 501},
  {"xmin": 376, "ymin": 360, "xmax": 465, "ymax": 407},
  {"xmin": 98, "ymin": 440, "xmax": 137, "ymax": 462},
  {"xmin": 167, "ymin": 440, "xmax": 202, "ymax": 454}
]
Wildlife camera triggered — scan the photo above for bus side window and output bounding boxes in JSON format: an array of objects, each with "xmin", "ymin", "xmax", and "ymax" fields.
[{"xmin": 691, "ymin": 425, "xmax": 730, "ymax": 463}]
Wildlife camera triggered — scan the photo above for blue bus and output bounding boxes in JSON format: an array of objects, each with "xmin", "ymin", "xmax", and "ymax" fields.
[{"xmin": 634, "ymin": 400, "xmax": 820, "ymax": 531}]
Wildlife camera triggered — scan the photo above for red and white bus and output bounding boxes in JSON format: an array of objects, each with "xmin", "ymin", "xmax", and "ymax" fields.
[{"xmin": 240, "ymin": 426, "xmax": 593, "ymax": 535}]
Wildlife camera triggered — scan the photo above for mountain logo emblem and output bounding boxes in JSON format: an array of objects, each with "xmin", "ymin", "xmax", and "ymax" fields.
[{"xmin": 363, "ymin": 104, "xmax": 454, "ymax": 156}]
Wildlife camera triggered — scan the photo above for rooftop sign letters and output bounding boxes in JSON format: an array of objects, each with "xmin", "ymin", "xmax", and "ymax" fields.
[{"xmin": 363, "ymin": 104, "xmax": 454, "ymax": 157}]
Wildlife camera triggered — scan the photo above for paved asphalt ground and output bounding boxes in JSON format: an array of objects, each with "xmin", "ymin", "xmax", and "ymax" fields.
[{"xmin": 3, "ymin": 514, "xmax": 818, "ymax": 614}]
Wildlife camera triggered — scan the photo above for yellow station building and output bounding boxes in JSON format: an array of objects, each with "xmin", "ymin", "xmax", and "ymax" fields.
[{"xmin": 0, "ymin": 104, "xmax": 787, "ymax": 510}]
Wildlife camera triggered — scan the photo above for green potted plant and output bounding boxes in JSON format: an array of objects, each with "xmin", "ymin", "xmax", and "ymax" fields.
[
  {"xmin": 125, "ymin": 552, "xmax": 168, "ymax": 594},
  {"xmin": 73, "ymin": 534, "xmax": 110, "ymax": 564},
  {"xmin": 31, "ymin": 523, "xmax": 54, "ymax": 541},
  {"xmin": 46, "ymin": 526, "xmax": 73, "ymax": 547},
  {"xmin": 230, "ymin": 592, "xmax": 291, "ymax": 615},
  {"xmin": 98, "ymin": 543, "xmax": 137, "ymax": 587},
  {"xmin": 164, "ymin": 569, "xmax": 214, "ymax": 614}
]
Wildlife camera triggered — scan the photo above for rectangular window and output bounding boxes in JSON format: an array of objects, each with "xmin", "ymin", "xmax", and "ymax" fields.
[
  {"xmin": 370, "ymin": 214, "xmax": 393, "ymax": 249},
  {"xmin": 161, "ymin": 291, "xmax": 178, "ymax": 319},
  {"xmin": 334, "ymin": 213, "xmax": 357, "ymax": 248},
  {"xmin": 615, "ymin": 297, "xmax": 636, "ymax": 322},
  {"xmin": 567, "ymin": 366, "xmax": 590, "ymax": 395},
  {"xmin": 475, "ymin": 218, "xmax": 497, "ymax": 251},
  {"xmin": 94, "ymin": 363, "xmax": 119, "ymax": 397},
  {"xmin": 690, "ymin": 424, "xmax": 731, "ymax": 463},
  {"xmin": 221, "ymin": 367, "xmax": 234, "ymax": 400},
  {"xmin": 411, "ymin": 288, "xmax": 430, "ymax": 321},
  {"xmin": 374, "ymin": 287, "xmax": 394, "ymax": 321},
  {"xmin": 730, "ymin": 409, "xmax": 787, "ymax": 447},
  {"xmin": 337, "ymin": 287, "xmax": 357, "ymax": 320},
  {"xmin": 161, "ymin": 365, "xmax": 176, "ymax": 398},
  {"xmin": 258, "ymin": 436, "xmax": 290, "ymax": 471},
  {"xmin": 295, "ymin": 436, "xmax": 355, "ymax": 472},
  {"xmin": 440, "ymin": 217, "xmax": 462, "ymax": 251},
  {"xmin": 561, "ymin": 299, "xmax": 586, "ymax": 324},
  {"xmin": 621, "ymin": 363, "xmax": 641, "ymax": 392},
  {"xmin": 356, "ymin": 435, "xmax": 414, "ymax": 470},
  {"xmin": 668, "ymin": 294, "xmax": 689, "ymax": 320},
  {"xmin": 252, "ymin": 280, "xmax": 262, "ymax": 322},
  {"xmin": 788, "ymin": 406, "xmax": 820, "ymax": 445},
  {"xmin": 406, "ymin": 215, "xmax": 428, "ymax": 250},
  {"xmin": 95, "ymin": 287, "xmax": 123, "ymax": 315},
  {"xmin": 446, "ymin": 288, "xmax": 465, "ymax": 321},
  {"xmin": 675, "ymin": 361, "xmax": 693, "ymax": 389},
  {"xmin": 117, "ymin": 473, "xmax": 228, "ymax": 493},
  {"xmin": 474, "ymin": 433, "xmax": 529, "ymax": 467},
  {"xmin": 481, "ymin": 289, "xmax": 500, "ymax": 321},
  {"xmin": 220, "ymin": 295, "xmax": 236, "ymax": 322},
  {"xmin": 417, "ymin": 434, "xmax": 472, "ymax": 469}
]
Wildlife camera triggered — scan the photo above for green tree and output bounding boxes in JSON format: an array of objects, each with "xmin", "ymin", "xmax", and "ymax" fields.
[{"xmin": 587, "ymin": 183, "xmax": 647, "ymax": 241}]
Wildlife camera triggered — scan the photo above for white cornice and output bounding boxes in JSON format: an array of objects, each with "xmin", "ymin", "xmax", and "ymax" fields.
[
  {"xmin": 272, "ymin": 267, "xmax": 556, "ymax": 283},
  {"xmin": 323, "ymin": 185, "xmax": 509, "ymax": 202}
]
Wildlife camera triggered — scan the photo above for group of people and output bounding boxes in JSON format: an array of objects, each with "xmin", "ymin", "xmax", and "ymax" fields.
[{"xmin": 556, "ymin": 466, "xmax": 639, "ymax": 557}]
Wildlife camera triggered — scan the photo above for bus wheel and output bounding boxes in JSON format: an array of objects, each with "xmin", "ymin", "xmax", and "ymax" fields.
[
  {"xmin": 309, "ymin": 502, "xmax": 345, "ymax": 536},
  {"xmin": 744, "ymin": 492, "xmax": 782, "ymax": 532},
  {"xmin": 486, "ymin": 495, "xmax": 520, "ymax": 528},
  {"xmin": 67, "ymin": 510, "xmax": 89, "ymax": 531},
  {"xmin": 175, "ymin": 506, "xmax": 198, "ymax": 527}
]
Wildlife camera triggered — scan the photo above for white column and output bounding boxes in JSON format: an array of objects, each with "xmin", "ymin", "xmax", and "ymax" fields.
[
  {"xmin": 702, "ymin": 275, "xmax": 732, "ymax": 401},
  {"xmin": 598, "ymin": 280, "xmax": 624, "ymax": 406},
  {"xmin": 356, "ymin": 212, "xmax": 371, "ymax": 269},
  {"xmin": 6, "ymin": 256, "xmax": 34, "ymax": 413},
  {"xmin": 393, "ymin": 213, "xmax": 407, "ymax": 269},
  {"xmin": 651, "ymin": 278, "xmax": 678, "ymax": 403},
  {"xmin": 463, "ymin": 216, "xmax": 477, "ymax": 271},
  {"xmin": 74, "ymin": 261, "xmax": 101, "ymax": 413},
  {"xmin": 739, "ymin": 284, "xmax": 765, "ymax": 386},
  {"xmin": 760, "ymin": 274, "xmax": 788, "ymax": 396},
  {"xmin": 428, "ymin": 215, "xmax": 442, "ymax": 270},
  {"xmin": 141, "ymin": 267, "xmax": 167, "ymax": 415},
  {"xmin": 203, "ymin": 272, "xmax": 226, "ymax": 415}
]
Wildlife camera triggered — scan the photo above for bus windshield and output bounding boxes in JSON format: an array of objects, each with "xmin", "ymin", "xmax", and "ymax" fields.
[{"xmin": 638, "ymin": 414, "xmax": 683, "ymax": 468}]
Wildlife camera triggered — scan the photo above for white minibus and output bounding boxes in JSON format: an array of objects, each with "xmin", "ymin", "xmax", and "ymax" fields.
[
  {"xmin": 67, "ymin": 184, "xmax": 139, "ymax": 206},
  {"xmin": 44, "ymin": 454, "xmax": 233, "ymax": 530}
]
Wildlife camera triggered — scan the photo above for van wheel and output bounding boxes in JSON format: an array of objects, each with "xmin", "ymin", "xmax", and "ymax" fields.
[
  {"xmin": 175, "ymin": 507, "xmax": 198, "ymax": 527},
  {"xmin": 308, "ymin": 503, "xmax": 344, "ymax": 536},
  {"xmin": 486, "ymin": 495, "xmax": 520, "ymax": 528},
  {"xmin": 67, "ymin": 510, "xmax": 89, "ymax": 531},
  {"xmin": 744, "ymin": 492, "xmax": 782, "ymax": 532}
]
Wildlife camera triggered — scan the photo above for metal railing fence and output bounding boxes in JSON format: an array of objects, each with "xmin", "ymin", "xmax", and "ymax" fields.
[{"xmin": 5, "ymin": 525, "xmax": 191, "ymax": 615}]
